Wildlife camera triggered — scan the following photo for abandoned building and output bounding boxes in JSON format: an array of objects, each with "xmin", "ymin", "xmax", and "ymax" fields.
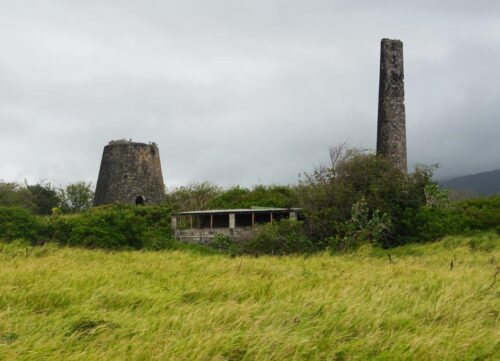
[
  {"xmin": 94, "ymin": 140, "xmax": 165, "ymax": 206},
  {"xmin": 171, "ymin": 208, "xmax": 301, "ymax": 243}
]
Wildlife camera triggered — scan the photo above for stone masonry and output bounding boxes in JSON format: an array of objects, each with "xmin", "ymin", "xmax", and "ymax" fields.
[
  {"xmin": 93, "ymin": 140, "xmax": 165, "ymax": 206},
  {"xmin": 376, "ymin": 38, "xmax": 407, "ymax": 173}
]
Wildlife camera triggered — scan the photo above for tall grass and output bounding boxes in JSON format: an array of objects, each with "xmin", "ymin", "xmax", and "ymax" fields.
[{"xmin": 0, "ymin": 233, "xmax": 498, "ymax": 360}]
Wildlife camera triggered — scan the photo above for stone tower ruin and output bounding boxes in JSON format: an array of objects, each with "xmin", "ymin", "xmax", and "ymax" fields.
[
  {"xmin": 93, "ymin": 140, "xmax": 165, "ymax": 206},
  {"xmin": 376, "ymin": 38, "xmax": 407, "ymax": 173}
]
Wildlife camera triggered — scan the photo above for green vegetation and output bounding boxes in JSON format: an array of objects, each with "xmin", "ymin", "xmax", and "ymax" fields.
[
  {"xmin": 0, "ymin": 234, "xmax": 498, "ymax": 360},
  {"xmin": 58, "ymin": 181, "xmax": 94, "ymax": 213},
  {"xmin": 295, "ymin": 147, "xmax": 438, "ymax": 248},
  {"xmin": 1, "ymin": 149, "xmax": 499, "ymax": 359},
  {"xmin": 1, "ymin": 193, "xmax": 498, "ymax": 255},
  {"xmin": 165, "ymin": 182, "xmax": 296, "ymax": 212},
  {"xmin": 0, "ymin": 181, "xmax": 94, "ymax": 215},
  {"xmin": 0, "ymin": 205, "xmax": 173, "ymax": 250},
  {"xmin": 163, "ymin": 147, "xmax": 460, "ymax": 252},
  {"xmin": 1, "ymin": 147, "xmax": 497, "ymax": 254},
  {"xmin": 242, "ymin": 220, "xmax": 314, "ymax": 255}
]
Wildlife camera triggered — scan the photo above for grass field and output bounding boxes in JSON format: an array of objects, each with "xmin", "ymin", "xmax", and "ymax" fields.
[{"xmin": 0, "ymin": 233, "xmax": 498, "ymax": 360}]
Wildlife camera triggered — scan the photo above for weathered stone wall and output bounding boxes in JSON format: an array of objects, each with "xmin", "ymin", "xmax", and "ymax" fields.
[
  {"xmin": 376, "ymin": 38, "xmax": 407, "ymax": 173},
  {"xmin": 93, "ymin": 140, "xmax": 165, "ymax": 206}
]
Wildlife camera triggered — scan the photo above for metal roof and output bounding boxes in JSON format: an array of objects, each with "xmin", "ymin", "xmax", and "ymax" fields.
[{"xmin": 172, "ymin": 207, "xmax": 301, "ymax": 215}]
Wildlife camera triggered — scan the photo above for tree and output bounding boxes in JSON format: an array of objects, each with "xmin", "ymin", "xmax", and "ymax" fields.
[
  {"xmin": 27, "ymin": 181, "xmax": 61, "ymax": 215},
  {"xmin": 59, "ymin": 182, "xmax": 94, "ymax": 213},
  {"xmin": 0, "ymin": 182, "xmax": 36, "ymax": 211},
  {"xmin": 164, "ymin": 182, "xmax": 222, "ymax": 211}
]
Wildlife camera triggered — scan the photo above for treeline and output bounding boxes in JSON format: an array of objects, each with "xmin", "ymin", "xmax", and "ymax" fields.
[
  {"xmin": 1, "ymin": 147, "xmax": 499, "ymax": 253},
  {"xmin": 0, "ymin": 181, "xmax": 94, "ymax": 214}
]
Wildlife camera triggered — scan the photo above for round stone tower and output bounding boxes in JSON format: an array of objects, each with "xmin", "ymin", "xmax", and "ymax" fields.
[{"xmin": 93, "ymin": 140, "xmax": 165, "ymax": 206}]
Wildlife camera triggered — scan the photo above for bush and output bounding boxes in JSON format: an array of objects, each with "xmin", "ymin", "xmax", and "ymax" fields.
[
  {"xmin": 390, "ymin": 195, "xmax": 500, "ymax": 245},
  {"xmin": 209, "ymin": 233, "xmax": 240, "ymax": 255},
  {"xmin": 209, "ymin": 185, "xmax": 297, "ymax": 209},
  {"xmin": 395, "ymin": 206, "xmax": 457, "ymax": 245},
  {"xmin": 47, "ymin": 205, "xmax": 173, "ymax": 250},
  {"xmin": 327, "ymin": 197, "xmax": 392, "ymax": 251},
  {"xmin": 165, "ymin": 182, "xmax": 297, "ymax": 211},
  {"xmin": 0, "ymin": 207, "xmax": 43, "ymax": 243},
  {"xmin": 0, "ymin": 204, "xmax": 174, "ymax": 250},
  {"xmin": 243, "ymin": 220, "xmax": 313, "ymax": 255},
  {"xmin": 297, "ymin": 146, "xmax": 436, "ymax": 247},
  {"xmin": 453, "ymin": 196, "xmax": 500, "ymax": 231}
]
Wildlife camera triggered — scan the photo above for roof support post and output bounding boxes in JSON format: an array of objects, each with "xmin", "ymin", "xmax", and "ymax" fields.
[{"xmin": 229, "ymin": 213, "xmax": 235, "ymax": 229}]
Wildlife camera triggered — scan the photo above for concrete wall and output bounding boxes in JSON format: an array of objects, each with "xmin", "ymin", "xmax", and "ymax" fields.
[
  {"xmin": 174, "ymin": 227, "xmax": 255, "ymax": 244},
  {"xmin": 94, "ymin": 141, "xmax": 165, "ymax": 206}
]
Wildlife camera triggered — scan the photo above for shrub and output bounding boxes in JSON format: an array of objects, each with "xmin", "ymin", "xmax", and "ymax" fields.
[
  {"xmin": 165, "ymin": 183, "xmax": 298, "ymax": 211},
  {"xmin": 395, "ymin": 207, "xmax": 457, "ymax": 245},
  {"xmin": 210, "ymin": 233, "xmax": 240, "ymax": 255},
  {"xmin": 0, "ymin": 204, "xmax": 173, "ymax": 250},
  {"xmin": 47, "ymin": 205, "xmax": 173, "ymax": 250},
  {"xmin": 243, "ymin": 220, "xmax": 313, "ymax": 255},
  {"xmin": 454, "ymin": 196, "xmax": 500, "ymax": 231},
  {"xmin": 327, "ymin": 197, "xmax": 392, "ymax": 252},
  {"xmin": 0, "ymin": 207, "xmax": 43, "ymax": 242},
  {"xmin": 297, "ymin": 145, "xmax": 438, "ymax": 247},
  {"xmin": 209, "ymin": 185, "xmax": 297, "ymax": 209}
]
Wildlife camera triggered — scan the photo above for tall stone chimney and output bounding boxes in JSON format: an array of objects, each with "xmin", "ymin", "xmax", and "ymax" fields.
[
  {"xmin": 376, "ymin": 38, "xmax": 407, "ymax": 173},
  {"xmin": 93, "ymin": 140, "xmax": 165, "ymax": 206}
]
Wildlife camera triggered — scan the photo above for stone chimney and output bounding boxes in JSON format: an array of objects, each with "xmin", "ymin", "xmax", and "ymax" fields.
[{"xmin": 376, "ymin": 38, "xmax": 407, "ymax": 173}]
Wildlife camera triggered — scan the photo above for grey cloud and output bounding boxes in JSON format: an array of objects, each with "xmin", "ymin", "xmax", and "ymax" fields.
[{"xmin": 0, "ymin": 0, "xmax": 499, "ymax": 187}]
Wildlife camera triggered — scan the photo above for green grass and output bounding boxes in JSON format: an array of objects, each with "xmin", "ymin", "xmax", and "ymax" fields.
[{"xmin": 0, "ymin": 234, "xmax": 499, "ymax": 360}]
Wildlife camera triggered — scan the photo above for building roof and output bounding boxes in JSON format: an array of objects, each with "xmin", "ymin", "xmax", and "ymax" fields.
[{"xmin": 172, "ymin": 207, "xmax": 301, "ymax": 215}]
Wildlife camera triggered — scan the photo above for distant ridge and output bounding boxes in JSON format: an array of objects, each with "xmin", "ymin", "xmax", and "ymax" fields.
[{"xmin": 440, "ymin": 168, "xmax": 500, "ymax": 196}]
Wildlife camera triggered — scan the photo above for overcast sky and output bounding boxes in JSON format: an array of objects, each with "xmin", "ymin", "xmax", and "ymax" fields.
[{"xmin": 0, "ymin": 1, "xmax": 499, "ymax": 188}]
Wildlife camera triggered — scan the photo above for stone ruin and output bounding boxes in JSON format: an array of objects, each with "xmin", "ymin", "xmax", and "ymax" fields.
[
  {"xmin": 376, "ymin": 38, "xmax": 407, "ymax": 173},
  {"xmin": 93, "ymin": 140, "xmax": 165, "ymax": 206}
]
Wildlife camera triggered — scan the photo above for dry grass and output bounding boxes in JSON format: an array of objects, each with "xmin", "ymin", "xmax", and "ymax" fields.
[{"xmin": 0, "ymin": 233, "xmax": 498, "ymax": 360}]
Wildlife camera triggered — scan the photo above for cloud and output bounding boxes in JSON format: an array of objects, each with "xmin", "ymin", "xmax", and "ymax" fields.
[{"xmin": 0, "ymin": 0, "xmax": 498, "ymax": 187}]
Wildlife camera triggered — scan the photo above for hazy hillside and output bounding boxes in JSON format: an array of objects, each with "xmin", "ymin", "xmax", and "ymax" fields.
[{"xmin": 441, "ymin": 168, "xmax": 500, "ymax": 196}]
